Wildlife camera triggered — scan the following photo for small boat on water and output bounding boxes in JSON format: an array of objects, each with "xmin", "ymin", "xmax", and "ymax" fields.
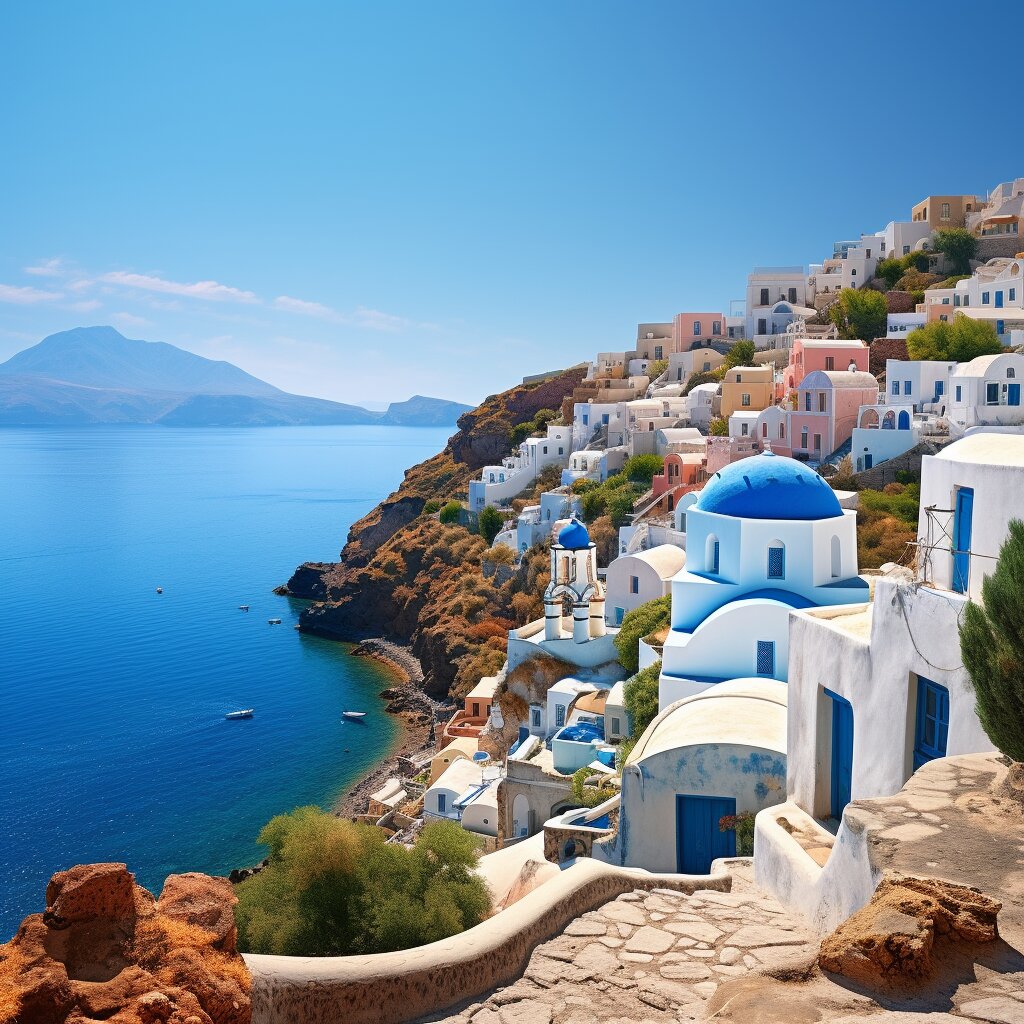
[
  {"xmin": 225, "ymin": 709, "xmax": 254, "ymax": 720},
  {"xmin": 342, "ymin": 711, "xmax": 367, "ymax": 721},
  {"xmin": 156, "ymin": 587, "xmax": 163, "ymax": 594},
  {"xmin": 268, "ymin": 618, "xmax": 282, "ymax": 625},
  {"xmin": 239, "ymin": 604, "xmax": 250, "ymax": 611}
]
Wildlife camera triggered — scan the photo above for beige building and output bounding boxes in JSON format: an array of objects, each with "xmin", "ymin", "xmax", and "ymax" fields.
[
  {"xmin": 720, "ymin": 365, "xmax": 775, "ymax": 418},
  {"xmin": 911, "ymin": 194, "xmax": 982, "ymax": 231}
]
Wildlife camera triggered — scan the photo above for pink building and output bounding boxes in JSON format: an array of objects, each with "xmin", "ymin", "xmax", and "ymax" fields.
[
  {"xmin": 671, "ymin": 312, "xmax": 728, "ymax": 353},
  {"xmin": 789, "ymin": 370, "xmax": 879, "ymax": 461},
  {"xmin": 783, "ymin": 339, "xmax": 869, "ymax": 394},
  {"xmin": 649, "ymin": 452, "xmax": 705, "ymax": 512}
]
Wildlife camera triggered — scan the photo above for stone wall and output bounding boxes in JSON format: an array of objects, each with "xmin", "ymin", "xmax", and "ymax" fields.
[
  {"xmin": 852, "ymin": 440, "xmax": 942, "ymax": 489},
  {"xmin": 975, "ymin": 236, "xmax": 1024, "ymax": 262},
  {"xmin": 244, "ymin": 858, "xmax": 731, "ymax": 1024}
]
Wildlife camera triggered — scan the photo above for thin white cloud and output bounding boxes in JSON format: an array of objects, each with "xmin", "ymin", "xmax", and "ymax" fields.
[
  {"xmin": 0, "ymin": 283, "xmax": 63, "ymax": 304},
  {"xmin": 102, "ymin": 271, "xmax": 259, "ymax": 304},
  {"xmin": 24, "ymin": 257, "xmax": 68, "ymax": 277},
  {"xmin": 273, "ymin": 295, "xmax": 420, "ymax": 332},
  {"xmin": 112, "ymin": 311, "xmax": 151, "ymax": 329},
  {"xmin": 68, "ymin": 299, "xmax": 102, "ymax": 312},
  {"xmin": 273, "ymin": 295, "xmax": 339, "ymax": 319}
]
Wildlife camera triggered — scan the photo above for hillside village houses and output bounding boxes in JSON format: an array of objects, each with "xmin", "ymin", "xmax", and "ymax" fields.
[{"xmin": 424, "ymin": 173, "xmax": 1024, "ymax": 887}]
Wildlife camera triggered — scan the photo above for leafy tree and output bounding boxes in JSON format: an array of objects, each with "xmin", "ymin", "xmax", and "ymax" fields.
[
  {"xmin": 709, "ymin": 416, "xmax": 728, "ymax": 437},
  {"xmin": 646, "ymin": 359, "xmax": 668, "ymax": 380},
  {"xmin": 622, "ymin": 454, "xmax": 664, "ymax": 486},
  {"xmin": 875, "ymin": 256, "xmax": 906, "ymax": 289},
  {"xmin": 959, "ymin": 519, "xmax": 1024, "ymax": 763},
  {"xmin": 235, "ymin": 811, "xmax": 489, "ymax": 956},
  {"xmin": 509, "ymin": 421, "xmax": 533, "ymax": 445},
  {"xmin": 624, "ymin": 660, "xmax": 662, "ymax": 738},
  {"xmin": 724, "ymin": 340, "xmax": 756, "ymax": 369},
  {"xmin": 580, "ymin": 488, "xmax": 607, "ymax": 523},
  {"xmin": 829, "ymin": 288, "xmax": 888, "ymax": 341},
  {"xmin": 571, "ymin": 477, "xmax": 598, "ymax": 494},
  {"xmin": 906, "ymin": 317, "xmax": 1002, "ymax": 362},
  {"xmin": 477, "ymin": 505, "xmax": 505, "ymax": 545},
  {"xmin": 934, "ymin": 228, "xmax": 978, "ymax": 275},
  {"xmin": 439, "ymin": 500, "xmax": 463, "ymax": 525},
  {"xmin": 614, "ymin": 596, "xmax": 671, "ymax": 674},
  {"xmin": 607, "ymin": 488, "xmax": 637, "ymax": 528}
]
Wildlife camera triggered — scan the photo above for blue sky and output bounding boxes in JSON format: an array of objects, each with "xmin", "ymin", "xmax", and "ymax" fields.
[{"xmin": 1, "ymin": 2, "xmax": 1021, "ymax": 406}]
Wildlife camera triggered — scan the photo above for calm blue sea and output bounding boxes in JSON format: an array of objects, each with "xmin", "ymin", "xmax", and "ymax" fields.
[{"xmin": 0, "ymin": 424, "xmax": 450, "ymax": 938}]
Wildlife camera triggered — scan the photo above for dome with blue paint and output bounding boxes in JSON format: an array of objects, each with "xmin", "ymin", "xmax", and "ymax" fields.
[
  {"xmin": 694, "ymin": 450, "xmax": 842, "ymax": 521},
  {"xmin": 557, "ymin": 518, "xmax": 591, "ymax": 549}
]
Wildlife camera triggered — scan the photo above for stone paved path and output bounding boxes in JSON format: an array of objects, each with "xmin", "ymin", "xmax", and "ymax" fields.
[{"xmin": 426, "ymin": 870, "xmax": 819, "ymax": 1023}]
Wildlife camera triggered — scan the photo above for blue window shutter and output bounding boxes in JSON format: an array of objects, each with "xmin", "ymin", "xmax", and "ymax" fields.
[{"xmin": 756, "ymin": 640, "xmax": 775, "ymax": 675}]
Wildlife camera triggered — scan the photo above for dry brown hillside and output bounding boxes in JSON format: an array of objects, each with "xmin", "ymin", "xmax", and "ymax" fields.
[{"xmin": 280, "ymin": 366, "xmax": 587, "ymax": 697}]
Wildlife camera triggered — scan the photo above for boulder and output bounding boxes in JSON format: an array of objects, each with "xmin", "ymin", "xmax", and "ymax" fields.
[
  {"xmin": 819, "ymin": 875, "xmax": 1001, "ymax": 986},
  {"xmin": 0, "ymin": 863, "xmax": 250, "ymax": 1024}
]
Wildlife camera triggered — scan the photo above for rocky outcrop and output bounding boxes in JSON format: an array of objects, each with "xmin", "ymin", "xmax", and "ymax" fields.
[
  {"xmin": 0, "ymin": 863, "xmax": 250, "ymax": 1024},
  {"xmin": 819, "ymin": 875, "xmax": 1001, "ymax": 986},
  {"xmin": 284, "ymin": 368, "xmax": 585, "ymax": 698}
]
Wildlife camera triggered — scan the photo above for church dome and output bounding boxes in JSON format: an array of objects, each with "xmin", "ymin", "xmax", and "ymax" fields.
[
  {"xmin": 694, "ymin": 451, "xmax": 842, "ymax": 521},
  {"xmin": 557, "ymin": 518, "xmax": 591, "ymax": 549}
]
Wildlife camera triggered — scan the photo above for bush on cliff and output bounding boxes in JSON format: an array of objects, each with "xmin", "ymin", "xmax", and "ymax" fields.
[
  {"xmin": 624, "ymin": 659, "xmax": 661, "ymax": 739},
  {"xmin": 235, "ymin": 809, "xmax": 490, "ymax": 956},
  {"xmin": 907, "ymin": 316, "xmax": 1002, "ymax": 363},
  {"xmin": 622, "ymin": 454, "xmax": 664, "ymax": 486},
  {"xmin": 477, "ymin": 505, "xmax": 505, "ymax": 545},
  {"xmin": 614, "ymin": 596, "xmax": 671, "ymax": 674},
  {"xmin": 439, "ymin": 500, "xmax": 462, "ymax": 525},
  {"xmin": 960, "ymin": 518, "xmax": 1024, "ymax": 763}
]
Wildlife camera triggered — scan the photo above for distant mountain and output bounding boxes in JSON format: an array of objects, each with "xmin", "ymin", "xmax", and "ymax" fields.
[
  {"xmin": 381, "ymin": 395, "xmax": 473, "ymax": 426},
  {"xmin": 0, "ymin": 327, "xmax": 472, "ymax": 427}
]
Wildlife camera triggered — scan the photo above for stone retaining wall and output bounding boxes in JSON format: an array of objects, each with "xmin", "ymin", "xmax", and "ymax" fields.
[{"xmin": 244, "ymin": 858, "xmax": 731, "ymax": 1024}]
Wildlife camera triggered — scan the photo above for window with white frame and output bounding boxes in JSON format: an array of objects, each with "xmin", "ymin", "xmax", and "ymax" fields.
[
  {"xmin": 693, "ymin": 321, "xmax": 701, "ymax": 336},
  {"xmin": 742, "ymin": 393, "xmax": 751, "ymax": 407}
]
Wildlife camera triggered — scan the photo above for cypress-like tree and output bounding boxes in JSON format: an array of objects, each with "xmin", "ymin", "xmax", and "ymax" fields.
[{"xmin": 959, "ymin": 518, "xmax": 1024, "ymax": 762}]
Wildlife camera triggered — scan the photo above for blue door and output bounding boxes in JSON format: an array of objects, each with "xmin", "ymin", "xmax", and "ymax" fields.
[
  {"xmin": 864, "ymin": 453, "xmax": 873, "ymax": 470},
  {"xmin": 676, "ymin": 795, "xmax": 736, "ymax": 874},
  {"xmin": 914, "ymin": 677, "xmax": 949, "ymax": 770},
  {"xmin": 952, "ymin": 487, "xmax": 974, "ymax": 594},
  {"xmin": 995, "ymin": 290, "xmax": 1004, "ymax": 308},
  {"xmin": 825, "ymin": 689, "xmax": 854, "ymax": 820},
  {"xmin": 898, "ymin": 410, "xmax": 911, "ymax": 430},
  {"xmin": 1009, "ymin": 383, "xmax": 1020, "ymax": 406}
]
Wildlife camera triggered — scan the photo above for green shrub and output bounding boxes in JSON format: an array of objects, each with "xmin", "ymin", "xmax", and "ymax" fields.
[
  {"xmin": 709, "ymin": 416, "xmax": 728, "ymax": 437},
  {"xmin": 829, "ymin": 287, "xmax": 888, "ymax": 341},
  {"xmin": 646, "ymin": 359, "xmax": 668, "ymax": 380},
  {"xmin": 857, "ymin": 482, "xmax": 920, "ymax": 526},
  {"xmin": 724, "ymin": 340, "xmax": 755, "ymax": 369},
  {"xmin": 422, "ymin": 499, "xmax": 442, "ymax": 515},
  {"xmin": 683, "ymin": 369, "xmax": 724, "ymax": 396},
  {"xmin": 614, "ymin": 597, "xmax": 671, "ymax": 674},
  {"xmin": 622, "ymin": 454, "xmax": 664, "ymax": 486},
  {"xmin": 718, "ymin": 812, "xmax": 755, "ymax": 856},
  {"xmin": 580, "ymin": 488, "xmax": 608, "ymax": 523},
  {"xmin": 235, "ymin": 810, "xmax": 490, "ymax": 956},
  {"xmin": 439, "ymin": 500, "xmax": 463, "ymax": 525},
  {"xmin": 960, "ymin": 519, "xmax": 1024, "ymax": 762},
  {"xmin": 477, "ymin": 505, "xmax": 505, "ymax": 545},
  {"xmin": 624, "ymin": 660, "xmax": 662, "ymax": 739},
  {"xmin": 570, "ymin": 767, "xmax": 608, "ymax": 808},
  {"xmin": 875, "ymin": 257, "xmax": 906, "ymax": 289},
  {"xmin": 572, "ymin": 477, "xmax": 599, "ymax": 494},
  {"xmin": 934, "ymin": 227, "xmax": 977, "ymax": 274},
  {"xmin": 907, "ymin": 317, "xmax": 1002, "ymax": 362},
  {"xmin": 607, "ymin": 489, "xmax": 637, "ymax": 528}
]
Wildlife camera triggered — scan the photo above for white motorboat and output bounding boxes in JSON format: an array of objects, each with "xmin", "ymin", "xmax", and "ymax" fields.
[
  {"xmin": 225, "ymin": 709, "xmax": 254, "ymax": 720},
  {"xmin": 342, "ymin": 711, "xmax": 367, "ymax": 720},
  {"xmin": 268, "ymin": 618, "xmax": 282, "ymax": 625}
]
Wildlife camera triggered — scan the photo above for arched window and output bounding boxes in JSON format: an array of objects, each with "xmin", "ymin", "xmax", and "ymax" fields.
[
  {"xmin": 860, "ymin": 408, "xmax": 879, "ymax": 429},
  {"xmin": 882, "ymin": 411, "xmax": 896, "ymax": 430},
  {"xmin": 1008, "ymin": 367, "xmax": 1016, "ymax": 379},
  {"xmin": 706, "ymin": 534, "xmax": 720, "ymax": 574},
  {"xmin": 898, "ymin": 410, "xmax": 911, "ymax": 430},
  {"xmin": 831, "ymin": 535, "xmax": 841, "ymax": 578},
  {"xmin": 767, "ymin": 540, "xmax": 785, "ymax": 580}
]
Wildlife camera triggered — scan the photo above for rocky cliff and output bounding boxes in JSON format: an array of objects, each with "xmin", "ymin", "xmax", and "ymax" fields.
[
  {"xmin": 0, "ymin": 863, "xmax": 250, "ymax": 1024},
  {"xmin": 280, "ymin": 366, "xmax": 587, "ymax": 697}
]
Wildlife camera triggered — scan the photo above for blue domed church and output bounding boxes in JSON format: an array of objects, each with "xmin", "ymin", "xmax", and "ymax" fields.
[{"xmin": 660, "ymin": 451, "xmax": 867, "ymax": 708}]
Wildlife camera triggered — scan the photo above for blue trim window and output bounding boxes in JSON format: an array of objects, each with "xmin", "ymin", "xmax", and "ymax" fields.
[
  {"xmin": 756, "ymin": 641, "xmax": 775, "ymax": 676},
  {"xmin": 955, "ymin": 385, "xmax": 962, "ymax": 402},
  {"xmin": 936, "ymin": 380, "xmax": 944, "ymax": 396},
  {"xmin": 767, "ymin": 545, "xmax": 785, "ymax": 579},
  {"xmin": 437, "ymin": 793, "xmax": 446, "ymax": 814},
  {"xmin": 630, "ymin": 575, "xmax": 639, "ymax": 594},
  {"xmin": 913, "ymin": 678, "xmax": 949, "ymax": 770},
  {"xmin": 693, "ymin": 321, "xmax": 702, "ymax": 336},
  {"xmin": 804, "ymin": 392, "xmax": 812, "ymax": 411},
  {"xmin": 891, "ymin": 380, "xmax": 899, "ymax": 395},
  {"xmin": 711, "ymin": 540, "xmax": 720, "ymax": 574},
  {"xmin": 982, "ymin": 291, "xmax": 990, "ymax": 304},
  {"xmin": 904, "ymin": 380, "xmax": 912, "ymax": 395},
  {"xmin": 555, "ymin": 704, "xmax": 566, "ymax": 728},
  {"xmin": 1011, "ymin": 288, "xmax": 1017, "ymax": 302},
  {"xmin": 712, "ymin": 320, "xmax": 722, "ymax": 335},
  {"xmin": 531, "ymin": 707, "xmax": 541, "ymax": 728}
]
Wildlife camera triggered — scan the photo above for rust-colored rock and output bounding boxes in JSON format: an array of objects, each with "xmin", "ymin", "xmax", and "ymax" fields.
[
  {"xmin": 0, "ymin": 864, "xmax": 250, "ymax": 1024},
  {"xmin": 819, "ymin": 875, "xmax": 1001, "ymax": 986}
]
